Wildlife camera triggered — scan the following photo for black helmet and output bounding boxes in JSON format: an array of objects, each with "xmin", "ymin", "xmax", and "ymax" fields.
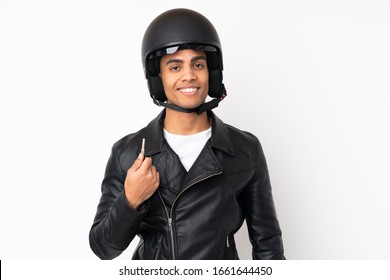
[{"xmin": 141, "ymin": 8, "xmax": 226, "ymax": 114}]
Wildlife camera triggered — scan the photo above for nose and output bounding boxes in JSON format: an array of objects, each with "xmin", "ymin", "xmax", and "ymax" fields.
[{"xmin": 181, "ymin": 66, "xmax": 196, "ymax": 81}]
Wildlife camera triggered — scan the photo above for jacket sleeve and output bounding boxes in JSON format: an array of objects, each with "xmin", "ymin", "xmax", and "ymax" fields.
[
  {"xmin": 244, "ymin": 138, "xmax": 285, "ymax": 260},
  {"xmin": 89, "ymin": 146, "xmax": 145, "ymax": 259}
]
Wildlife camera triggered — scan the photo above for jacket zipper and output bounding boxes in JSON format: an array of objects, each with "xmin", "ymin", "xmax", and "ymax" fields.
[
  {"xmin": 168, "ymin": 217, "xmax": 174, "ymax": 258},
  {"xmin": 158, "ymin": 192, "xmax": 175, "ymax": 259},
  {"xmin": 158, "ymin": 171, "xmax": 222, "ymax": 259}
]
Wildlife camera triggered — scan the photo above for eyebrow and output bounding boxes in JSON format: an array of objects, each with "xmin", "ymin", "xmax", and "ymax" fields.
[{"xmin": 165, "ymin": 55, "xmax": 207, "ymax": 65}]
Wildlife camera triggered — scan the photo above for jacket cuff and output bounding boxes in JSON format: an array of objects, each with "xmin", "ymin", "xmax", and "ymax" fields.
[{"xmin": 116, "ymin": 191, "xmax": 149, "ymax": 218}]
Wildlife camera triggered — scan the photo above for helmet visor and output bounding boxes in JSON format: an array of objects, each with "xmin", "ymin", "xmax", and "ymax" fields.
[{"xmin": 148, "ymin": 44, "xmax": 218, "ymax": 60}]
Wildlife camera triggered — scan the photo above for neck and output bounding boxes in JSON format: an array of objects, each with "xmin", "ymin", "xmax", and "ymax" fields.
[{"xmin": 164, "ymin": 108, "xmax": 210, "ymax": 135}]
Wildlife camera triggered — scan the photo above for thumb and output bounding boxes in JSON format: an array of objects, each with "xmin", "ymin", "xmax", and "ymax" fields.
[{"xmin": 129, "ymin": 153, "xmax": 144, "ymax": 172}]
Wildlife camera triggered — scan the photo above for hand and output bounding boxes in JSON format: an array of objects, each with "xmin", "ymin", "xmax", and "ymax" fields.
[{"xmin": 124, "ymin": 153, "xmax": 160, "ymax": 209}]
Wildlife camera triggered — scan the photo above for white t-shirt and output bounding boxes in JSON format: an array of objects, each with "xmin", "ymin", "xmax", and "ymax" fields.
[{"xmin": 163, "ymin": 127, "xmax": 212, "ymax": 171}]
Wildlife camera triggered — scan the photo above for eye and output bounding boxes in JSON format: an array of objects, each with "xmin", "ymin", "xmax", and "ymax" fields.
[
  {"xmin": 170, "ymin": 65, "xmax": 180, "ymax": 72},
  {"xmin": 193, "ymin": 62, "xmax": 205, "ymax": 69}
]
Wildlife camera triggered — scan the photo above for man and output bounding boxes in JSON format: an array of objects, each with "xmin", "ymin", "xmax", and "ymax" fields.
[{"xmin": 89, "ymin": 8, "xmax": 285, "ymax": 260}]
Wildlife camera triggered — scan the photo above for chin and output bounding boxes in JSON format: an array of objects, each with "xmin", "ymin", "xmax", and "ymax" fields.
[{"xmin": 182, "ymin": 102, "xmax": 205, "ymax": 109}]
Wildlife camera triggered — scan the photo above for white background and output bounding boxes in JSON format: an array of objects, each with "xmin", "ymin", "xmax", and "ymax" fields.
[{"xmin": 0, "ymin": 0, "xmax": 389, "ymax": 260}]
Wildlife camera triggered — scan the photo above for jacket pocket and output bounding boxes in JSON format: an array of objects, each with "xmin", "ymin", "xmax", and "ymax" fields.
[
  {"xmin": 154, "ymin": 234, "xmax": 163, "ymax": 260},
  {"xmin": 225, "ymin": 234, "xmax": 238, "ymax": 260}
]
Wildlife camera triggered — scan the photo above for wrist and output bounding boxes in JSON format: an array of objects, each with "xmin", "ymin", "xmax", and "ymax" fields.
[{"xmin": 124, "ymin": 192, "xmax": 141, "ymax": 210}]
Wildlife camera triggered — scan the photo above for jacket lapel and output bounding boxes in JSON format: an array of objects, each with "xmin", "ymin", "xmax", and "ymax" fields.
[{"xmin": 141, "ymin": 109, "xmax": 235, "ymax": 194}]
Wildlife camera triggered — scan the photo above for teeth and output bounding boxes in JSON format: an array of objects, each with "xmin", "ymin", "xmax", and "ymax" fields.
[{"xmin": 179, "ymin": 88, "xmax": 197, "ymax": 93}]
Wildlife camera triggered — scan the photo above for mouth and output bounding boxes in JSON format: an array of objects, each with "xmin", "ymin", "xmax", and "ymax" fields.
[{"xmin": 178, "ymin": 87, "xmax": 199, "ymax": 96}]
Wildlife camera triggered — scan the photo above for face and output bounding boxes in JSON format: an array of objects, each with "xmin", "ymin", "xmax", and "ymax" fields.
[{"xmin": 159, "ymin": 49, "xmax": 209, "ymax": 110}]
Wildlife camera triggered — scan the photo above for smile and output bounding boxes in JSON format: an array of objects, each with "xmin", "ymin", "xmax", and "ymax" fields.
[{"xmin": 178, "ymin": 87, "xmax": 198, "ymax": 96}]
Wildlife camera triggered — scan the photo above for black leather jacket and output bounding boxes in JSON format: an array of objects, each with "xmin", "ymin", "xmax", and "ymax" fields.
[{"xmin": 89, "ymin": 110, "xmax": 284, "ymax": 260}]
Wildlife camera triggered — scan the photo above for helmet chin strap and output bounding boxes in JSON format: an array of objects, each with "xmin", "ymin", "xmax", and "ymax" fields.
[{"xmin": 152, "ymin": 88, "xmax": 226, "ymax": 115}]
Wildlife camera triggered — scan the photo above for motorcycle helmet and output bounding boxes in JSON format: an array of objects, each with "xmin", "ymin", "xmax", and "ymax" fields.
[{"xmin": 141, "ymin": 8, "xmax": 226, "ymax": 114}]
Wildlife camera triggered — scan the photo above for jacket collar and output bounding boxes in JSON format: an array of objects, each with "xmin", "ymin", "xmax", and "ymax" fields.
[{"xmin": 142, "ymin": 109, "xmax": 235, "ymax": 157}]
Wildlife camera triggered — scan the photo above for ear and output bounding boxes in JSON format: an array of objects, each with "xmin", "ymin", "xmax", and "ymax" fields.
[
  {"xmin": 148, "ymin": 75, "xmax": 167, "ymax": 102},
  {"xmin": 208, "ymin": 68, "xmax": 223, "ymax": 98},
  {"xmin": 147, "ymin": 58, "xmax": 160, "ymax": 76},
  {"xmin": 206, "ymin": 52, "xmax": 220, "ymax": 70}
]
